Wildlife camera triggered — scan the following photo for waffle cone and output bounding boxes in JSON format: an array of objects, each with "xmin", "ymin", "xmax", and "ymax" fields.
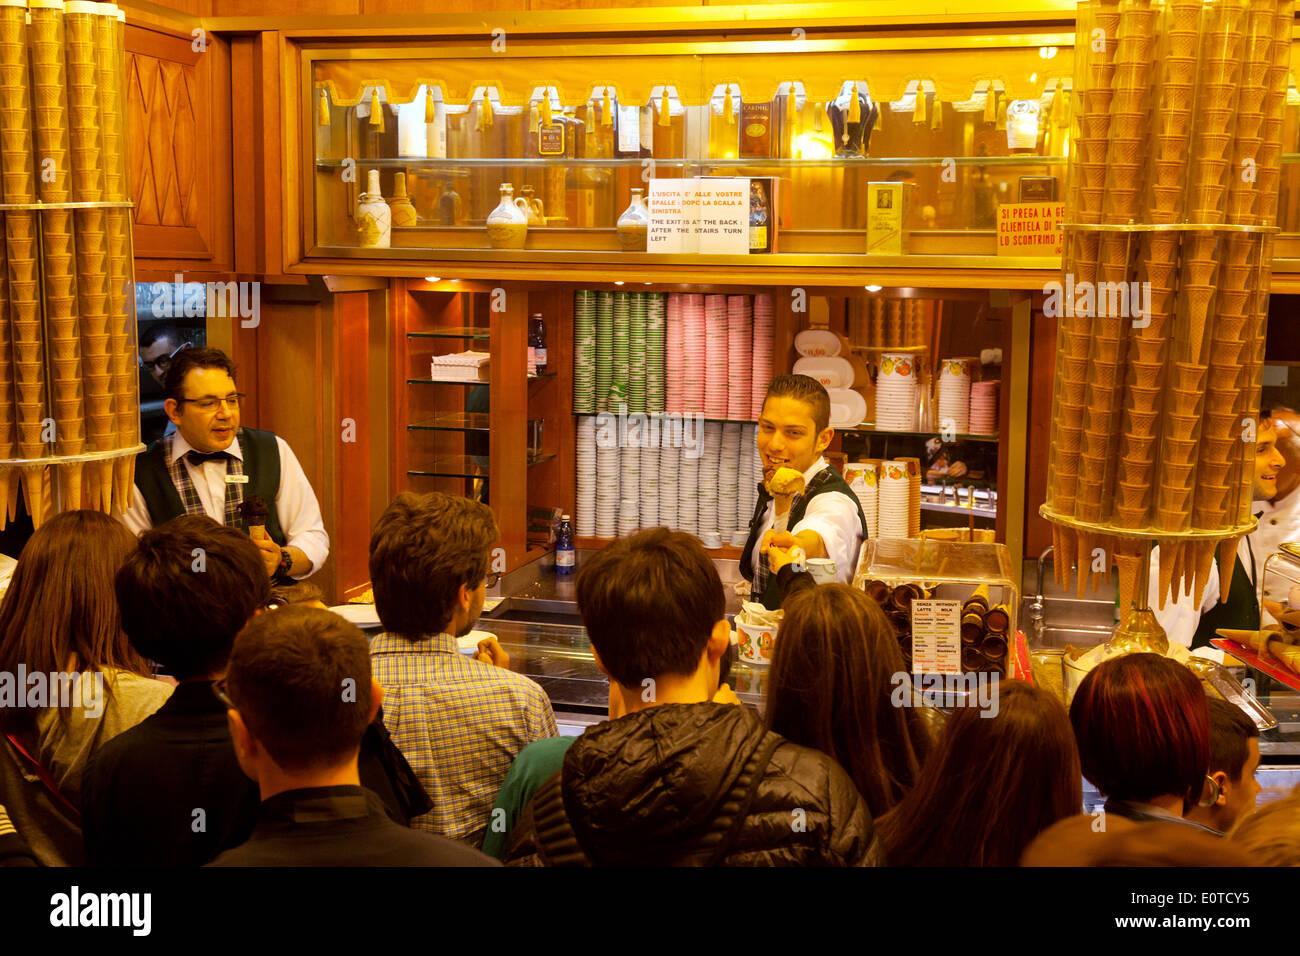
[
  {"xmin": 1158, "ymin": 540, "xmax": 1180, "ymax": 609},
  {"xmin": 115, "ymin": 457, "xmax": 135, "ymax": 517},
  {"xmin": 1219, "ymin": 537, "xmax": 1240, "ymax": 603},
  {"xmin": 1191, "ymin": 539, "xmax": 1218, "ymax": 607},
  {"xmin": 1076, "ymin": 531, "xmax": 1092, "ymax": 599},
  {"xmin": 21, "ymin": 466, "xmax": 48, "ymax": 530}
]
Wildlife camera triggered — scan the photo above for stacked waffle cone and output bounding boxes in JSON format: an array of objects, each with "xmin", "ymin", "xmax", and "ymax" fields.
[
  {"xmin": 1045, "ymin": 0, "xmax": 1286, "ymax": 608},
  {"xmin": 0, "ymin": 2, "xmax": 138, "ymax": 526}
]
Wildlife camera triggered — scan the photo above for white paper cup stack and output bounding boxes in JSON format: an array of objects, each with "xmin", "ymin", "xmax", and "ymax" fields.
[
  {"xmin": 875, "ymin": 352, "xmax": 919, "ymax": 431},
  {"xmin": 658, "ymin": 439, "xmax": 680, "ymax": 530},
  {"xmin": 718, "ymin": 422, "xmax": 742, "ymax": 537},
  {"xmin": 697, "ymin": 420, "xmax": 723, "ymax": 538},
  {"xmin": 879, "ymin": 460, "xmax": 912, "ymax": 537},
  {"xmin": 936, "ymin": 357, "xmax": 972, "ymax": 435},
  {"xmin": 676, "ymin": 440, "xmax": 699, "ymax": 535},
  {"xmin": 576, "ymin": 415, "xmax": 597, "ymax": 536},
  {"xmin": 640, "ymin": 421, "xmax": 660, "ymax": 529},
  {"xmin": 618, "ymin": 438, "xmax": 641, "ymax": 537},
  {"xmin": 595, "ymin": 411, "xmax": 620, "ymax": 537},
  {"xmin": 970, "ymin": 380, "xmax": 999, "ymax": 435},
  {"xmin": 751, "ymin": 294, "xmax": 775, "ymax": 418},
  {"xmin": 848, "ymin": 462, "xmax": 879, "ymax": 539}
]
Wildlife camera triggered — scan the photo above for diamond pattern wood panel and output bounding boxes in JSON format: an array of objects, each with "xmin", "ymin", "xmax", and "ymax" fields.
[{"xmin": 128, "ymin": 52, "xmax": 199, "ymax": 228}]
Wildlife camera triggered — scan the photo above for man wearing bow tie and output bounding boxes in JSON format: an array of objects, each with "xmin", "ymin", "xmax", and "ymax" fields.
[{"xmin": 118, "ymin": 348, "xmax": 329, "ymax": 582}]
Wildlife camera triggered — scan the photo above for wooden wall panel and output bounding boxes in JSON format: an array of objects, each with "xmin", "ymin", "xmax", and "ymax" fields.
[{"xmin": 127, "ymin": 23, "xmax": 233, "ymax": 275}]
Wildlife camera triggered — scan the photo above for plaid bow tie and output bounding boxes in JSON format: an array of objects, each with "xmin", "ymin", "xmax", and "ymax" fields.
[{"xmin": 186, "ymin": 450, "xmax": 232, "ymax": 466}]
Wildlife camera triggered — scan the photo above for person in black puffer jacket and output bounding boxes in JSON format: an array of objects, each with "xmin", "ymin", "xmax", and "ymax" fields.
[{"xmin": 504, "ymin": 528, "xmax": 883, "ymax": 867}]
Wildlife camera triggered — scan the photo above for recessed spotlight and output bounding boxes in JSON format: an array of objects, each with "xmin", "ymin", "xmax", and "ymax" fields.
[
  {"xmin": 614, "ymin": 280, "xmax": 625, "ymax": 286},
  {"xmin": 424, "ymin": 276, "xmax": 441, "ymax": 282},
  {"xmin": 864, "ymin": 284, "xmax": 882, "ymax": 292}
]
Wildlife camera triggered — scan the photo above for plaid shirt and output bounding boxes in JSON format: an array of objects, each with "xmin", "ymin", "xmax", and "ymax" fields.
[{"xmin": 369, "ymin": 631, "xmax": 558, "ymax": 847}]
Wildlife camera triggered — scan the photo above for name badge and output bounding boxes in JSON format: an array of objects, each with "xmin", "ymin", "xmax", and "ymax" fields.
[{"xmin": 225, "ymin": 474, "xmax": 249, "ymax": 484}]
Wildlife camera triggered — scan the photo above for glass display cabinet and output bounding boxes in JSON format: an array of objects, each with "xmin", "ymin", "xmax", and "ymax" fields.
[{"xmin": 301, "ymin": 28, "xmax": 1082, "ymax": 264}]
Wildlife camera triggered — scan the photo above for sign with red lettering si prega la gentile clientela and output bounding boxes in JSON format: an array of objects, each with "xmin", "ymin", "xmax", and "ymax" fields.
[{"xmin": 996, "ymin": 202, "xmax": 1065, "ymax": 256}]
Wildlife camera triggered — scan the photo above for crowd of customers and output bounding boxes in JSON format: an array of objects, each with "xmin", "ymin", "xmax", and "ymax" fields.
[{"xmin": 0, "ymin": 493, "xmax": 1295, "ymax": 867}]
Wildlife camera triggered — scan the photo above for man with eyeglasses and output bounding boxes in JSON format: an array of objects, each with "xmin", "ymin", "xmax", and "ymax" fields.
[
  {"xmin": 119, "ymin": 347, "xmax": 329, "ymax": 583},
  {"xmin": 138, "ymin": 325, "xmax": 191, "ymax": 440}
]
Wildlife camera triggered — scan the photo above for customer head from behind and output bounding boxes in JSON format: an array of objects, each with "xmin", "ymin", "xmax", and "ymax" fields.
[
  {"xmin": 1185, "ymin": 698, "xmax": 1261, "ymax": 834},
  {"xmin": 369, "ymin": 491, "xmax": 499, "ymax": 640},
  {"xmin": 221, "ymin": 606, "xmax": 380, "ymax": 798},
  {"xmin": 876, "ymin": 680, "xmax": 1081, "ymax": 866},
  {"xmin": 767, "ymin": 583, "xmax": 931, "ymax": 817},
  {"xmin": 576, "ymin": 527, "xmax": 729, "ymax": 713},
  {"xmin": 0, "ymin": 511, "xmax": 145, "ymax": 734},
  {"xmin": 115, "ymin": 515, "xmax": 271, "ymax": 682},
  {"xmin": 1229, "ymin": 787, "xmax": 1300, "ymax": 865},
  {"xmin": 1070, "ymin": 653, "xmax": 1209, "ymax": 816}
]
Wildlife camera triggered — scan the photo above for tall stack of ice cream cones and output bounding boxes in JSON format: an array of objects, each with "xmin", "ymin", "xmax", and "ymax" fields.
[
  {"xmin": 0, "ymin": 0, "xmax": 33, "ymax": 526},
  {"xmin": 96, "ymin": 4, "xmax": 135, "ymax": 515},
  {"xmin": 1046, "ymin": 0, "xmax": 1287, "ymax": 612}
]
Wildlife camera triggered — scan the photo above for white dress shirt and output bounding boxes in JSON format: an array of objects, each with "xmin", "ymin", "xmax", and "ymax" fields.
[
  {"xmin": 119, "ymin": 430, "xmax": 330, "ymax": 580},
  {"xmin": 1149, "ymin": 506, "xmax": 1263, "ymax": 656},
  {"xmin": 747, "ymin": 456, "xmax": 864, "ymax": 585}
]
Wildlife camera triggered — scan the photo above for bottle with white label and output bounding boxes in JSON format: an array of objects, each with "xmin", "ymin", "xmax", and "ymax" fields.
[{"xmin": 555, "ymin": 515, "xmax": 576, "ymax": 574}]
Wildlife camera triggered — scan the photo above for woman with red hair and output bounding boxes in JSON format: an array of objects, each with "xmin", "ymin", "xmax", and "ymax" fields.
[{"xmin": 1070, "ymin": 653, "xmax": 1217, "ymax": 833}]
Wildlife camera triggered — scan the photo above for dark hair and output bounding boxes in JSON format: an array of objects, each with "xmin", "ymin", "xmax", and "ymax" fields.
[
  {"xmin": 369, "ymin": 491, "xmax": 497, "ymax": 638},
  {"xmin": 1208, "ymin": 697, "xmax": 1259, "ymax": 783},
  {"xmin": 767, "ymin": 584, "xmax": 930, "ymax": 817},
  {"xmin": 225, "ymin": 606, "xmax": 373, "ymax": 773},
  {"xmin": 1070, "ymin": 653, "xmax": 1209, "ymax": 812},
  {"xmin": 163, "ymin": 346, "xmax": 237, "ymax": 404},
  {"xmin": 575, "ymin": 527, "xmax": 724, "ymax": 687},
  {"xmin": 269, "ymin": 581, "xmax": 326, "ymax": 607},
  {"xmin": 876, "ymin": 681, "xmax": 1082, "ymax": 866},
  {"xmin": 139, "ymin": 323, "xmax": 186, "ymax": 350},
  {"xmin": 761, "ymin": 374, "xmax": 831, "ymax": 433},
  {"xmin": 0, "ymin": 511, "xmax": 146, "ymax": 734},
  {"xmin": 115, "ymin": 515, "xmax": 270, "ymax": 680}
]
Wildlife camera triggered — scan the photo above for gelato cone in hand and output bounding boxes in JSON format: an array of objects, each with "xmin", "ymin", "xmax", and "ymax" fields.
[
  {"xmin": 240, "ymin": 494, "xmax": 270, "ymax": 541},
  {"xmin": 767, "ymin": 466, "xmax": 806, "ymax": 498}
]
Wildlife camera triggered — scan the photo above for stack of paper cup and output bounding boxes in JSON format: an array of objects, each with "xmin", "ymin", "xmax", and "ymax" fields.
[
  {"xmin": 610, "ymin": 292, "xmax": 631, "ymax": 410},
  {"xmin": 937, "ymin": 358, "xmax": 972, "ymax": 435},
  {"xmin": 879, "ymin": 460, "xmax": 912, "ymax": 537},
  {"xmin": 681, "ymin": 294, "xmax": 705, "ymax": 414},
  {"xmin": 676, "ymin": 437, "xmax": 699, "ymax": 535},
  {"xmin": 751, "ymin": 294, "xmax": 775, "ymax": 417},
  {"xmin": 875, "ymin": 352, "xmax": 919, "ymax": 430},
  {"xmin": 575, "ymin": 416, "xmax": 596, "ymax": 536},
  {"xmin": 595, "ymin": 292, "xmax": 613, "ymax": 412},
  {"xmin": 726, "ymin": 296, "xmax": 752, "ymax": 420},
  {"xmin": 639, "ymin": 421, "xmax": 659, "ymax": 529},
  {"xmin": 970, "ymin": 380, "xmax": 999, "ymax": 435},
  {"xmin": 704, "ymin": 295, "xmax": 728, "ymax": 418},
  {"xmin": 573, "ymin": 291, "xmax": 597, "ymax": 413},
  {"xmin": 718, "ymin": 422, "xmax": 742, "ymax": 538},
  {"xmin": 697, "ymin": 421, "xmax": 722, "ymax": 537},
  {"xmin": 848, "ymin": 462, "xmax": 880, "ymax": 539},
  {"xmin": 618, "ymin": 437, "xmax": 640, "ymax": 537},
  {"xmin": 646, "ymin": 293, "xmax": 666, "ymax": 412},
  {"xmin": 898, "ymin": 457, "xmax": 922, "ymax": 537},
  {"xmin": 594, "ymin": 412, "xmax": 619, "ymax": 538},
  {"xmin": 658, "ymin": 440, "xmax": 680, "ymax": 530},
  {"xmin": 665, "ymin": 293, "xmax": 683, "ymax": 413}
]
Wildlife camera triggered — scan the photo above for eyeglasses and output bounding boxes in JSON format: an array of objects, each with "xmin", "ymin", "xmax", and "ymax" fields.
[
  {"xmin": 139, "ymin": 340, "xmax": 191, "ymax": 373},
  {"xmin": 212, "ymin": 678, "xmax": 236, "ymax": 710},
  {"xmin": 179, "ymin": 393, "xmax": 245, "ymax": 412},
  {"xmin": 484, "ymin": 571, "xmax": 501, "ymax": 588}
]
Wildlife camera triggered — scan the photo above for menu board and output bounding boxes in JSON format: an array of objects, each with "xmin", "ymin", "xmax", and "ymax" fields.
[
  {"xmin": 911, "ymin": 599, "xmax": 962, "ymax": 674},
  {"xmin": 647, "ymin": 178, "xmax": 749, "ymax": 255}
]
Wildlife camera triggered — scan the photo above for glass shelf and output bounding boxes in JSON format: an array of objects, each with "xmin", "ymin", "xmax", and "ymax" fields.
[
  {"xmin": 527, "ymin": 452, "xmax": 557, "ymax": 467},
  {"xmin": 408, "ymin": 412, "xmax": 490, "ymax": 432},
  {"xmin": 844, "ymin": 425, "xmax": 999, "ymax": 443},
  {"xmin": 407, "ymin": 327, "xmax": 490, "ymax": 339},
  {"xmin": 528, "ymin": 371, "xmax": 558, "ymax": 380},
  {"xmin": 408, "ymin": 377, "xmax": 489, "ymax": 385},
  {"xmin": 316, "ymin": 155, "xmax": 1067, "ymax": 170},
  {"xmin": 407, "ymin": 456, "xmax": 488, "ymax": 479}
]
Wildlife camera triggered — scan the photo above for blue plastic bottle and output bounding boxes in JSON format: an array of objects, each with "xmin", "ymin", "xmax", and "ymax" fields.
[{"xmin": 555, "ymin": 514, "xmax": 576, "ymax": 575}]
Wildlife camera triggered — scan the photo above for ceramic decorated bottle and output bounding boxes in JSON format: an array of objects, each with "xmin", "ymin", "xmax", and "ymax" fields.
[
  {"xmin": 388, "ymin": 172, "xmax": 418, "ymax": 228},
  {"xmin": 617, "ymin": 187, "xmax": 649, "ymax": 251},
  {"xmin": 356, "ymin": 169, "xmax": 391, "ymax": 248},
  {"xmin": 486, "ymin": 182, "xmax": 529, "ymax": 249}
]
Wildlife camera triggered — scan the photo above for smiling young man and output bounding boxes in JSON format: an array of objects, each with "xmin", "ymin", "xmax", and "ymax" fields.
[
  {"xmin": 1151, "ymin": 412, "xmax": 1288, "ymax": 649},
  {"xmin": 739, "ymin": 374, "xmax": 867, "ymax": 610},
  {"xmin": 119, "ymin": 347, "xmax": 329, "ymax": 583}
]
